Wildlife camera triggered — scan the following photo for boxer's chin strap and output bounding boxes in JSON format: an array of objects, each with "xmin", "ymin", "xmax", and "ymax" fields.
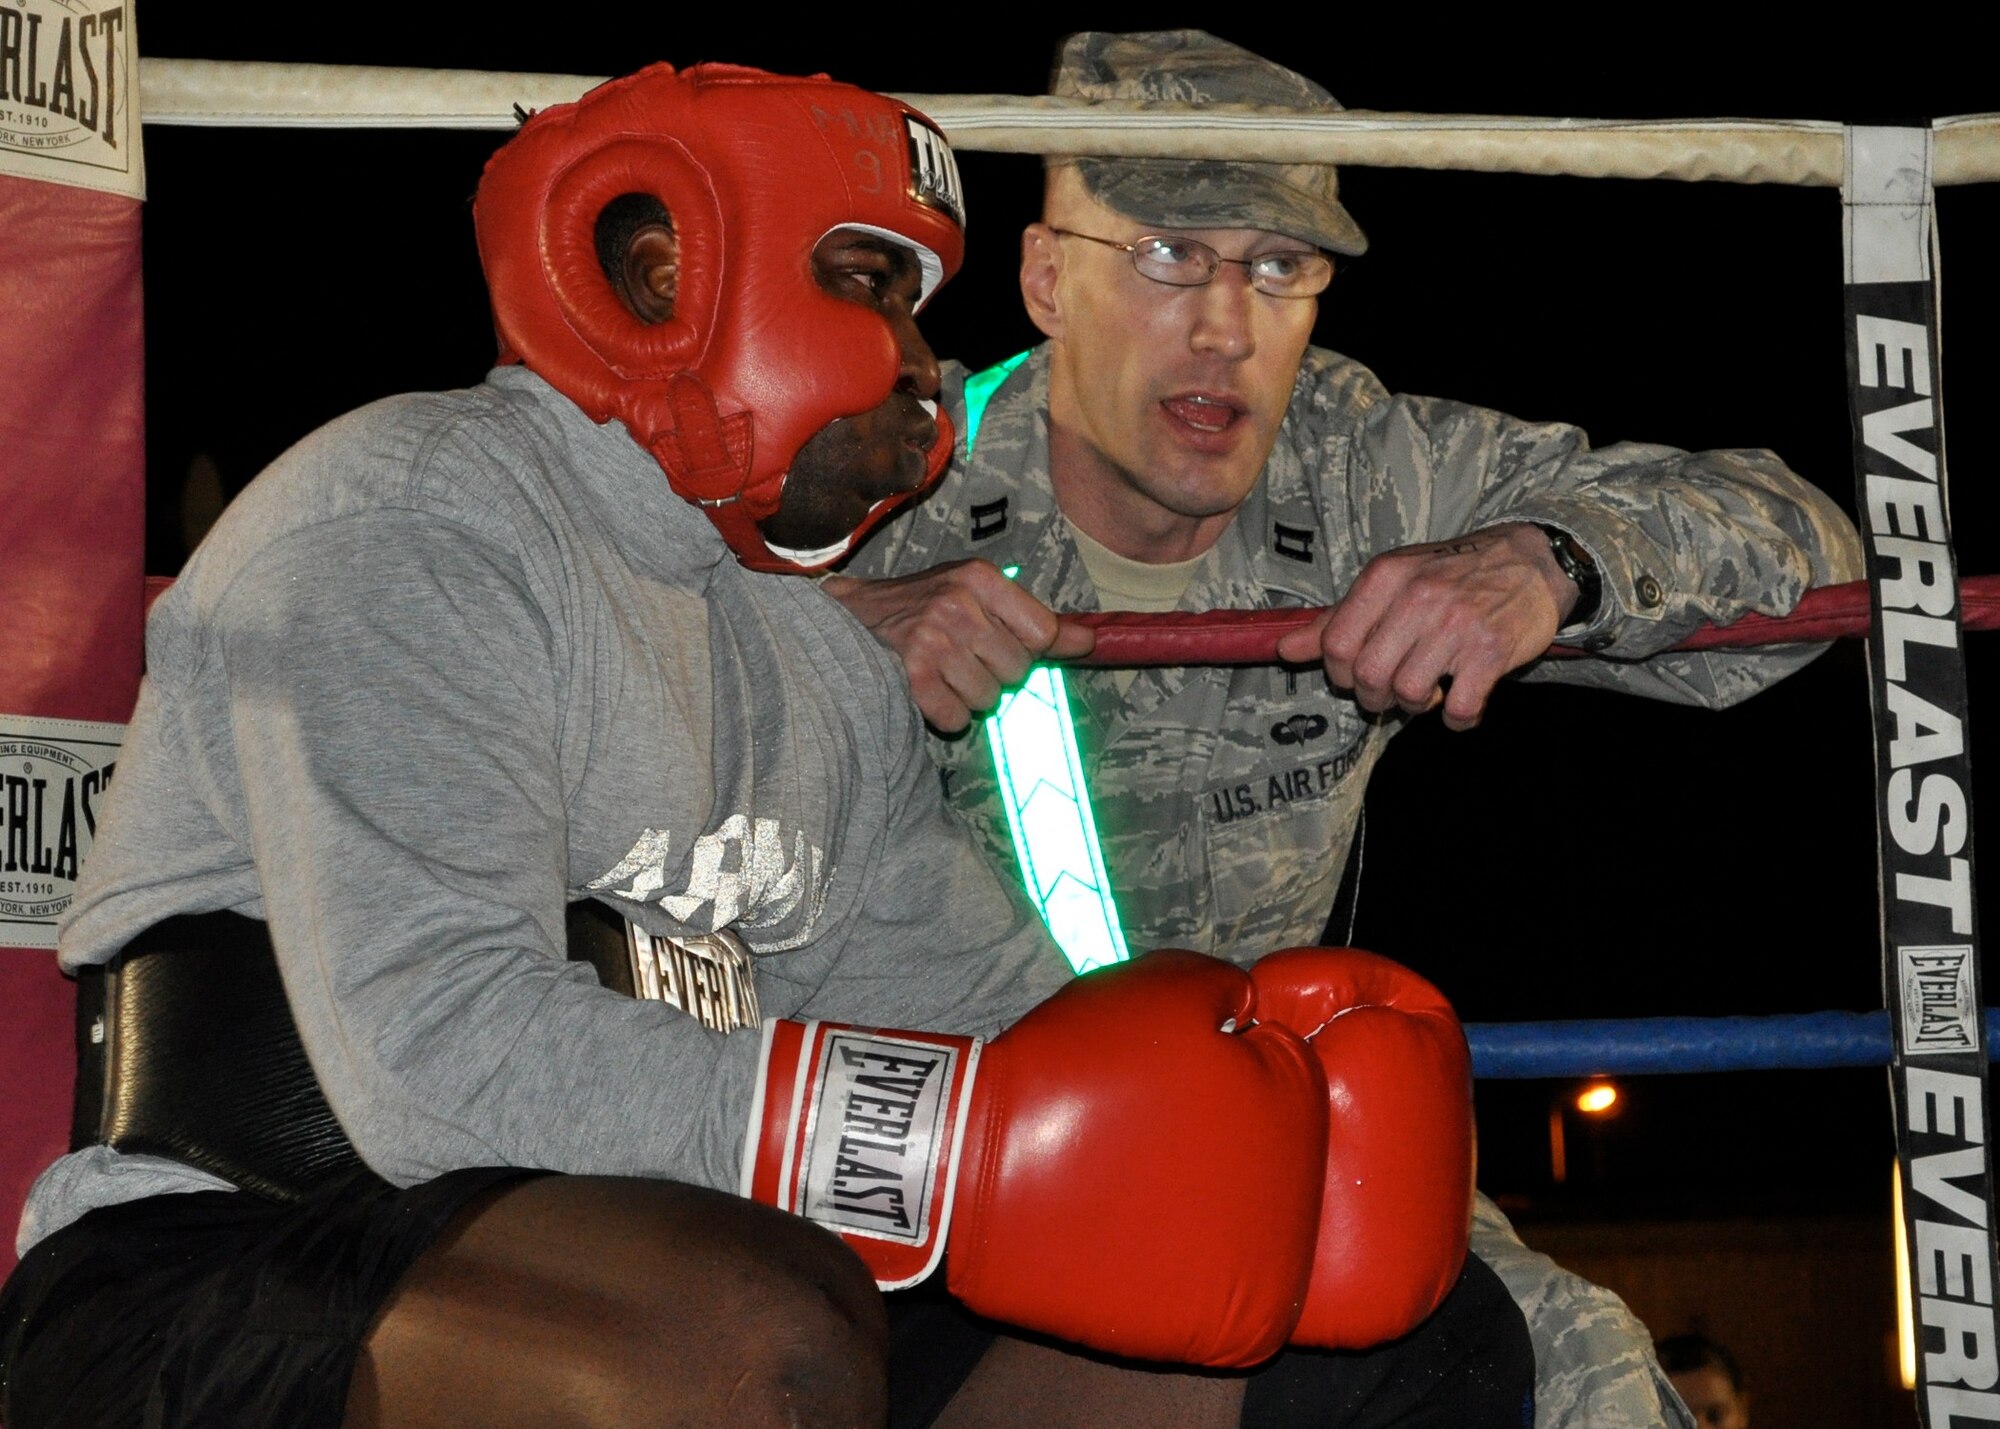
[
  {"xmin": 967, "ymin": 351, "xmax": 1130, "ymax": 975},
  {"xmin": 763, "ymin": 527, "xmax": 856, "ymax": 570}
]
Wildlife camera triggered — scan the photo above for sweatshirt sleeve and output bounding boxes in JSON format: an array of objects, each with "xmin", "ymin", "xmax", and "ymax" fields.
[
  {"xmin": 184, "ymin": 507, "xmax": 763, "ymax": 1193},
  {"xmin": 791, "ymin": 626, "xmax": 1075, "ymax": 1040}
]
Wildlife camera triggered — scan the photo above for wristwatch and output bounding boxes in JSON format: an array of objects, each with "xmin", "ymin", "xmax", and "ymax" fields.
[{"xmin": 1535, "ymin": 523, "xmax": 1601, "ymax": 628}]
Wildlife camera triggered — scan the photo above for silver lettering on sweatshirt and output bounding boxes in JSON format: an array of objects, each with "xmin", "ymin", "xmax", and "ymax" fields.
[{"xmin": 592, "ymin": 815, "xmax": 829, "ymax": 949}]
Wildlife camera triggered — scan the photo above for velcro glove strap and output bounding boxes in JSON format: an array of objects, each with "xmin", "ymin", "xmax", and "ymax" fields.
[{"xmin": 743, "ymin": 1018, "xmax": 981, "ymax": 1289}]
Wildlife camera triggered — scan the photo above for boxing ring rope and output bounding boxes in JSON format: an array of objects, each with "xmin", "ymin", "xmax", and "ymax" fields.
[
  {"xmin": 1073, "ymin": 575, "xmax": 2000, "ymax": 668},
  {"xmin": 138, "ymin": 58, "xmax": 2000, "ymax": 184},
  {"xmin": 1472, "ymin": 1011, "xmax": 2000, "ymax": 1080},
  {"xmin": 124, "ymin": 58, "xmax": 1994, "ymax": 1087}
]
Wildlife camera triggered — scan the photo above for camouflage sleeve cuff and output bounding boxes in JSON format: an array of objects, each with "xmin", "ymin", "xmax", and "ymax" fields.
[{"xmin": 1498, "ymin": 503, "xmax": 1676, "ymax": 657}]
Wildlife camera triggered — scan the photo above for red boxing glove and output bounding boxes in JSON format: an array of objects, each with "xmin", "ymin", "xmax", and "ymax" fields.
[
  {"xmin": 1249, "ymin": 946, "xmax": 1475, "ymax": 1349},
  {"xmin": 744, "ymin": 949, "xmax": 1329, "ymax": 1367}
]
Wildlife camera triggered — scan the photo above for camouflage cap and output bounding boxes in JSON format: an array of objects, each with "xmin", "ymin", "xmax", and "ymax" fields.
[{"xmin": 1050, "ymin": 30, "xmax": 1367, "ymax": 256}]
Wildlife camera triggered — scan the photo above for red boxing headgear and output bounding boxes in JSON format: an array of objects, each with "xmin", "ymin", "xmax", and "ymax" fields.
[{"xmin": 474, "ymin": 63, "xmax": 966, "ymax": 572}]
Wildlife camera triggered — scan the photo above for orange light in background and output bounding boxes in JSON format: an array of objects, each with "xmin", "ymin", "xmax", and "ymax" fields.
[
  {"xmin": 1895, "ymin": 1164, "xmax": 1917, "ymax": 1391},
  {"xmin": 1576, "ymin": 1081, "xmax": 1620, "ymax": 1116}
]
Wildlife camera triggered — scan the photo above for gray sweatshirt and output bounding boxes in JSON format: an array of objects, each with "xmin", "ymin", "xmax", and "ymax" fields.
[{"xmin": 22, "ymin": 366, "xmax": 1070, "ymax": 1252}]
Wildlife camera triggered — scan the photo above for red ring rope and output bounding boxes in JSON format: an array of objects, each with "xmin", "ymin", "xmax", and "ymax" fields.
[{"xmin": 1066, "ymin": 574, "xmax": 2000, "ymax": 667}]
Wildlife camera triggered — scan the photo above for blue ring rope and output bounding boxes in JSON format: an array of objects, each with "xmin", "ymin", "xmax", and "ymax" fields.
[{"xmin": 1465, "ymin": 1010, "xmax": 1999, "ymax": 1078}]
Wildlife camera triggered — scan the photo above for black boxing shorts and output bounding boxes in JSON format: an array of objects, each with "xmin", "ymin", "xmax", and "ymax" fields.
[
  {"xmin": 0, "ymin": 1165, "xmax": 534, "ymax": 1429},
  {"xmin": 5, "ymin": 1172, "xmax": 1531, "ymax": 1428}
]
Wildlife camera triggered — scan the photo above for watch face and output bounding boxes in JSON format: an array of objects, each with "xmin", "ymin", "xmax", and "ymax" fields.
[{"xmin": 1542, "ymin": 526, "xmax": 1591, "ymax": 575}]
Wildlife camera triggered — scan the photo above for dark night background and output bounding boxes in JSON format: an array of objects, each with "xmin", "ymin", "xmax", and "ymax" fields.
[{"xmin": 128, "ymin": 10, "xmax": 2000, "ymax": 1228}]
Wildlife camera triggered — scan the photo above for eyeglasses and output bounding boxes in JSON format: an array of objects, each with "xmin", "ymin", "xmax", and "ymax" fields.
[{"xmin": 1049, "ymin": 229, "xmax": 1333, "ymax": 298}]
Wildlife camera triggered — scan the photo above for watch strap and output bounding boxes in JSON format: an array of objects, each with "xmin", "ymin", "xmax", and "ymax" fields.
[{"xmin": 1535, "ymin": 523, "xmax": 1601, "ymax": 628}]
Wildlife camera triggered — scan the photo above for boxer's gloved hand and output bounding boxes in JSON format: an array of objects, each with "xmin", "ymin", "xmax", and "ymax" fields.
[
  {"xmin": 1249, "ymin": 946, "xmax": 1475, "ymax": 1348},
  {"xmin": 743, "ymin": 949, "xmax": 1329, "ymax": 1367}
]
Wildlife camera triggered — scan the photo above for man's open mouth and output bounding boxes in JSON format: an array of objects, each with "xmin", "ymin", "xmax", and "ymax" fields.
[{"xmin": 1162, "ymin": 394, "xmax": 1244, "ymax": 433}]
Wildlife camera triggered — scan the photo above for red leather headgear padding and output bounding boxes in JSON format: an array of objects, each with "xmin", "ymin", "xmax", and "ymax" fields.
[{"xmin": 474, "ymin": 62, "xmax": 966, "ymax": 571}]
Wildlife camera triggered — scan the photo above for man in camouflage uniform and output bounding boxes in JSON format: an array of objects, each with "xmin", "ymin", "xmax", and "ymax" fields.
[{"xmin": 831, "ymin": 29, "xmax": 1862, "ymax": 1429}]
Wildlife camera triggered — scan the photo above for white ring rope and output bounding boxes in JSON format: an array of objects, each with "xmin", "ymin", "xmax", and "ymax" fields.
[{"xmin": 137, "ymin": 58, "xmax": 2000, "ymax": 187}]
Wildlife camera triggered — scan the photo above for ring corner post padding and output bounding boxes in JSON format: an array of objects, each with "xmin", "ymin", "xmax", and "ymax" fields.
[
  {"xmin": 1844, "ymin": 121, "xmax": 2000, "ymax": 1429},
  {"xmin": 0, "ymin": 0, "xmax": 148, "ymax": 1281}
]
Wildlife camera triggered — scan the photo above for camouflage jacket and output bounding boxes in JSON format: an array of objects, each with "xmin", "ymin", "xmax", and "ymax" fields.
[{"xmin": 844, "ymin": 343, "xmax": 1862, "ymax": 960}]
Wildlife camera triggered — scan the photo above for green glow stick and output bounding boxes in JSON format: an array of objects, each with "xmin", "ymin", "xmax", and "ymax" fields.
[
  {"xmin": 960, "ymin": 351, "xmax": 1130, "ymax": 974},
  {"xmin": 988, "ymin": 641, "xmax": 1131, "ymax": 974}
]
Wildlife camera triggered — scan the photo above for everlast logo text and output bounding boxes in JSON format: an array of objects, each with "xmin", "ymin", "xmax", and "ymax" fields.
[
  {"xmin": 1903, "ymin": 946, "xmax": 1977, "ymax": 1055},
  {"xmin": 801, "ymin": 1033, "xmax": 958, "ymax": 1245},
  {"xmin": 1902, "ymin": 1068, "xmax": 2000, "ymax": 1425},
  {"xmin": 625, "ymin": 924, "xmax": 761, "ymax": 1034},
  {"xmin": 0, "ymin": 746, "xmax": 112, "ymax": 920},
  {"xmin": 0, "ymin": 5, "xmax": 125, "ymax": 146},
  {"xmin": 1858, "ymin": 315, "xmax": 1972, "ymax": 938},
  {"xmin": 824, "ymin": 1047, "xmax": 937, "ymax": 1233}
]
